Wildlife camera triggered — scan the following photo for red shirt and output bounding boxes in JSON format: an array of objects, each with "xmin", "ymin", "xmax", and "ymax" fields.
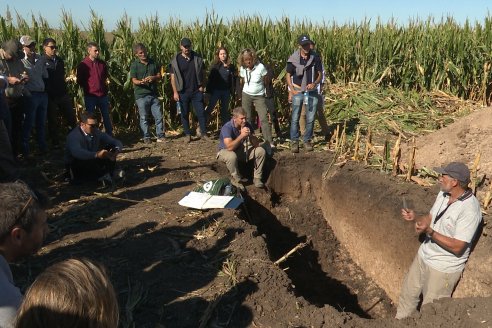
[{"xmin": 76, "ymin": 57, "xmax": 108, "ymax": 97}]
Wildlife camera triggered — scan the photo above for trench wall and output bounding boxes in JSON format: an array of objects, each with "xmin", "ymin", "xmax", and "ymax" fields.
[{"xmin": 267, "ymin": 158, "xmax": 492, "ymax": 303}]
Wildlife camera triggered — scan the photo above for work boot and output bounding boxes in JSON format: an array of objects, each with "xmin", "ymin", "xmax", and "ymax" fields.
[
  {"xmin": 253, "ymin": 178, "xmax": 264, "ymax": 188},
  {"xmin": 304, "ymin": 141, "xmax": 313, "ymax": 152},
  {"xmin": 230, "ymin": 179, "xmax": 245, "ymax": 191},
  {"xmin": 291, "ymin": 141, "xmax": 299, "ymax": 153}
]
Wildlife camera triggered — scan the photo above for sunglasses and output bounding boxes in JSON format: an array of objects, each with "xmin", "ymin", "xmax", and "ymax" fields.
[
  {"xmin": 46, "ymin": 45, "xmax": 58, "ymax": 50},
  {"xmin": 85, "ymin": 122, "xmax": 98, "ymax": 128}
]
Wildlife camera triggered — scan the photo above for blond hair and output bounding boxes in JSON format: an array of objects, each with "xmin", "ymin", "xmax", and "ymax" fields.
[
  {"xmin": 16, "ymin": 258, "xmax": 119, "ymax": 328},
  {"xmin": 237, "ymin": 48, "xmax": 258, "ymax": 69}
]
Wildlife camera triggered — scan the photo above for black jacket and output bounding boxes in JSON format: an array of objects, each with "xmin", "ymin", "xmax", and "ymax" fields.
[
  {"xmin": 206, "ymin": 62, "xmax": 237, "ymax": 94},
  {"xmin": 43, "ymin": 55, "xmax": 68, "ymax": 97}
]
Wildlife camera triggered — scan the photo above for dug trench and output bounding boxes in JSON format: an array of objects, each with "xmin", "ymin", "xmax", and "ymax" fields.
[{"xmin": 241, "ymin": 151, "xmax": 492, "ymax": 325}]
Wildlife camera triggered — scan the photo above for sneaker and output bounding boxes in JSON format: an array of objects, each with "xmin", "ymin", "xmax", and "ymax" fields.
[
  {"xmin": 196, "ymin": 127, "xmax": 202, "ymax": 138},
  {"xmin": 143, "ymin": 138, "xmax": 152, "ymax": 144},
  {"xmin": 183, "ymin": 135, "xmax": 191, "ymax": 144},
  {"xmin": 156, "ymin": 137, "xmax": 165, "ymax": 143},
  {"xmin": 291, "ymin": 141, "xmax": 299, "ymax": 153},
  {"xmin": 200, "ymin": 134, "xmax": 211, "ymax": 141},
  {"xmin": 305, "ymin": 141, "xmax": 313, "ymax": 152},
  {"xmin": 98, "ymin": 173, "xmax": 114, "ymax": 188},
  {"xmin": 112, "ymin": 168, "xmax": 125, "ymax": 181},
  {"xmin": 253, "ymin": 178, "xmax": 264, "ymax": 188}
]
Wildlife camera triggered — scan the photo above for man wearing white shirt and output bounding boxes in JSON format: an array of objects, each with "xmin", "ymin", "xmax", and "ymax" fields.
[{"xmin": 396, "ymin": 162, "xmax": 482, "ymax": 319}]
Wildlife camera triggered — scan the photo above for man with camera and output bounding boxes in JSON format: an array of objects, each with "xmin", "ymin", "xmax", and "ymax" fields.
[{"xmin": 65, "ymin": 112, "xmax": 123, "ymax": 185}]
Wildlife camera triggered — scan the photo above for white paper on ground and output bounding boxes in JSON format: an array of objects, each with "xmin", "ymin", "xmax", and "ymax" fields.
[{"xmin": 178, "ymin": 191, "xmax": 234, "ymax": 209}]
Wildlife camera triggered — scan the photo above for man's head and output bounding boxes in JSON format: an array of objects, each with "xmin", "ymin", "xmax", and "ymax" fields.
[
  {"xmin": 180, "ymin": 38, "xmax": 192, "ymax": 56},
  {"xmin": 1, "ymin": 40, "xmax": 20, "ymax": 60},
  {"xmin": 79, "ymin": 112, "xmax": 98, "ymax": 135},
  {"xmin": 86, "ymin": 42, "xmax": 100, "ymax": 60},
  {"xmin": 434, "ymin": 162, "xmax": 471, "ymax": 191},
  {"xmin": 43, "ymin": 38, "xmax": 58, "ymax": 58},
  {"xmin": 133, "ymin": 43, "xmax": 147, "ymax": 62},
  {"xmin": 297, "ymin": 34, "xmax": 312, "ymax": 56},
  {"xmin": 20, "ymin": 35, "xmax": 36, "ymax": 55},
  {"xmin": 232, "ymin": 107, "xmax": 247, "ymax": 128},
  {"xmin": 0, "ymin": 181, "xmax": 50, "ymax": 262}
]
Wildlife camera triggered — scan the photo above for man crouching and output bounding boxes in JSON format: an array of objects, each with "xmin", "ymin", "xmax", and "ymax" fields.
[
  {"xmin": 65, "ymin": 112, "xmax": 123, "ymax": 185},
  {"xmin": 217, "ymin": 107, "xmax": 266, "ymax": 189}
]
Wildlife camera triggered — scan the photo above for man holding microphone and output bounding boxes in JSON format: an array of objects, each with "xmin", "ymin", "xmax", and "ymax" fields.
[{"xmin": 217, "ymin": 107, "xmax": 266, "ymax": 189}]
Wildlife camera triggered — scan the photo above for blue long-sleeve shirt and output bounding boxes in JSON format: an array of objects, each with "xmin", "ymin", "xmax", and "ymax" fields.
[{"xmin": 65, "ymin": 126, "xmax": 123, "ymax": 163}]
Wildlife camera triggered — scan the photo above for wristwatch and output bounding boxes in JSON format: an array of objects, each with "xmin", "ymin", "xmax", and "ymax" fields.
[{"xmin": 427, "ymin": 229, "xmax": 434, "ymax": 239}]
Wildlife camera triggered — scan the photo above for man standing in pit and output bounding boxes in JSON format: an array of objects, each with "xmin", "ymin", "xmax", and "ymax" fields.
[
  {"xmin": 42, "ymin": 37, "xmax": 77, "ymax": 150},
  {"xmin": 285, "ymin": 34, "xmax": 322, "ymax": 153},
  {"xmin": 396, "ymin": 162, "xmax": 482, "ymax": 319},
  {"xmin": 130, "ymin": 43, "xmax": 165, "ymax": 144},
  {"xmin": 77, "ymin": 42, "xmax": 113, "ymax": 136},
  {"xmin": 170, "ymin": 38, "xmax": 208, "ymax": 143}
]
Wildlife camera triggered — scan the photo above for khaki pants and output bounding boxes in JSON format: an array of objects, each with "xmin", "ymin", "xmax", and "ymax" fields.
[
  {"xmin": 241, "ymin": 92, "xmax": 273, "ymax": 144},
  {"xmin": 395, "ymin": 254, "xmax": 462, "ymax": 319},
  {"xmin": 300, "ymin": 93, "xmax": 329, "ymax": 137},
  {"xmin": 217, "ymin": 146, "xmax": 266, "ymax": 181}
]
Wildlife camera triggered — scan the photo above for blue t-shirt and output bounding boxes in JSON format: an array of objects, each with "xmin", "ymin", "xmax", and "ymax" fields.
[{"xmin": 218, "ymin": 119, "xmax": 254, "ymax": 150}]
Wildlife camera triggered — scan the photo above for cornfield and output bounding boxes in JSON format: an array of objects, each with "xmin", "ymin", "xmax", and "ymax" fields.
[{"xmin": 1, "ymin": 9, "xmax": 491, "ymax": 131}]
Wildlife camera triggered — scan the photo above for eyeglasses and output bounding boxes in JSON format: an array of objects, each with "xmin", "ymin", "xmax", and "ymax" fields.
[
  {"xmin": 85, "ymin": 122, "xmax": 98, "ymax": 128},
  {"xmin": 46, "ymin": 45, "xmax": 58, "ymax": 50},
  {"xmin": 25, "ymin": 44, "xmax": 36, "ymax": 49}
]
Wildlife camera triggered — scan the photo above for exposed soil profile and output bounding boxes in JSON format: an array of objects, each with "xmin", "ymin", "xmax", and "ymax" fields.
[{"xmin": 11, "ymin": 114, "xmax": 492, "ymax": 327}]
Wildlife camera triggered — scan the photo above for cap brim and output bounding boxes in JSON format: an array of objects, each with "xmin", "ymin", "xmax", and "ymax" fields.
[
  {"xmin": 299, "ymin": 41, "xmax": 311, "ymax": 46},
  {"xmin": 433, "ymin": 167, "xmax": 447, "ymax": 175}
]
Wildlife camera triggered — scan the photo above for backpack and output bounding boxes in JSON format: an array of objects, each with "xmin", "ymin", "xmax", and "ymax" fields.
[{"xmin": 194, "ymin": 177, "xmax": 237, "ymax": 196}]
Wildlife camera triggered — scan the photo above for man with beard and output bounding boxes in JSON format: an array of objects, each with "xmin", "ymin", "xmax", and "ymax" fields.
[{"xmin": 396, "ymin": 162, "xmax": 482, "ymax": 319}]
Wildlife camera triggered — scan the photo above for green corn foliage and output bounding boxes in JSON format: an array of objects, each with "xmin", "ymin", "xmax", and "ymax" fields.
[{"xmin": 2, "ymin": 10, "xmax": 492, "ymax": 131}]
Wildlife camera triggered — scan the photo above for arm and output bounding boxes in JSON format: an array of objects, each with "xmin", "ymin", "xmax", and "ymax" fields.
[
  {"xmin": 285, "ymin": 72, "xmax": 299, "ymax": 96},
  {"xmin": 223, "ymin": 126, "xmax": 250, "ymax": 151},
  {"xmin": 170, "ymin": 73, "xmax": 179, "ymax": 101},
  {"xmin": 402, "ymin": 209, "xmax": 468, "ymax": 256}
]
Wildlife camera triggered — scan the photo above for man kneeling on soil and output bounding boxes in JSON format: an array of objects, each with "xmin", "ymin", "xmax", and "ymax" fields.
[
  {"xmin": 65, "ymin": 112, "xmax": 123, "ymax": 185},
  {"xmin": 0, "ymin": 181, "xmax": 50, "ymax": 327},
  {"xmin": 217, "ymin": 107, "xmax": 266, "ymax": 189},
  {"xmin": 396, "ymin": 162, "xmax": 481, "ymax": 319}
]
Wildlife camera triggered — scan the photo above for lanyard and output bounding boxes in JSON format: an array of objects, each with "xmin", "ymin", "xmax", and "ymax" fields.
[
  {"xmin": 245, "ymin": 66, "xmax": 256, "ymax": 86},
  {"xmin": 433, "ymin": 189, "xmax": 473, "ymax": 224}
]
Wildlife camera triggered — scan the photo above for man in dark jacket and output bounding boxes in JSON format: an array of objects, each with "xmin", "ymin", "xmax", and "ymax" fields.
[
  {"xmin": 65, "ymin": 112, "xmax": 123, "ymax": 184},
  {"xmin": 170, "ymin": 38, "xmax": 208, "ymax": 143},
  {"xmin": 76, "ymin": 42, "xmax": 113, "ymax": 136},
  {"xmin": 42, "ymin": 38, "xmax": 76, "ymax": 149}
]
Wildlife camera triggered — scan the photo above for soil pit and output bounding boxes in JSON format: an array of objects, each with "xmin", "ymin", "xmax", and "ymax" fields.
[{"xmin": 241, "ymin": 191, "xmax": 395, "ymax": 319}]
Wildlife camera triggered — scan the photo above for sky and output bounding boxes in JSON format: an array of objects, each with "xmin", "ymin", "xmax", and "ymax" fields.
[{"xmin": 2, "ymin": 0, "xmax": 492, "ymax": 30}]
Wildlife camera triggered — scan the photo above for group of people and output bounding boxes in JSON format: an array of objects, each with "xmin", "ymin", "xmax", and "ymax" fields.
[{"xmin": 0, "ymin": 32, "xmax": 483, "ymax": 325}]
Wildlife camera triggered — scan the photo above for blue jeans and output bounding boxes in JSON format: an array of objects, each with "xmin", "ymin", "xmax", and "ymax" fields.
[
  {"xmin": 179, "ymin": 91, "xmax": 206, "ymax": 136},
  {"xmin": 22, "ymin": 92, "xmax": 48, "ymax": 155},
  {"xmin": 290, "ymin": 91, "xmax": 318, "ymax": 143},
  {"xmin": 84, "ymin": 95, "xmax": 113, "ymax": 136},
  {"xmin": 207, "ymin": 89, "xmax": 231, "ymax": 125},
  {"xmin": 135, "ymin": 95, "xmax": 164, "ymax": 139}
]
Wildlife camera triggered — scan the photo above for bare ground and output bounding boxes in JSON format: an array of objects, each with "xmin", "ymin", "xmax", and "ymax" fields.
[{"xmin": 11, "ymin": 114, "xmax": 492, "ymax": 327}]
